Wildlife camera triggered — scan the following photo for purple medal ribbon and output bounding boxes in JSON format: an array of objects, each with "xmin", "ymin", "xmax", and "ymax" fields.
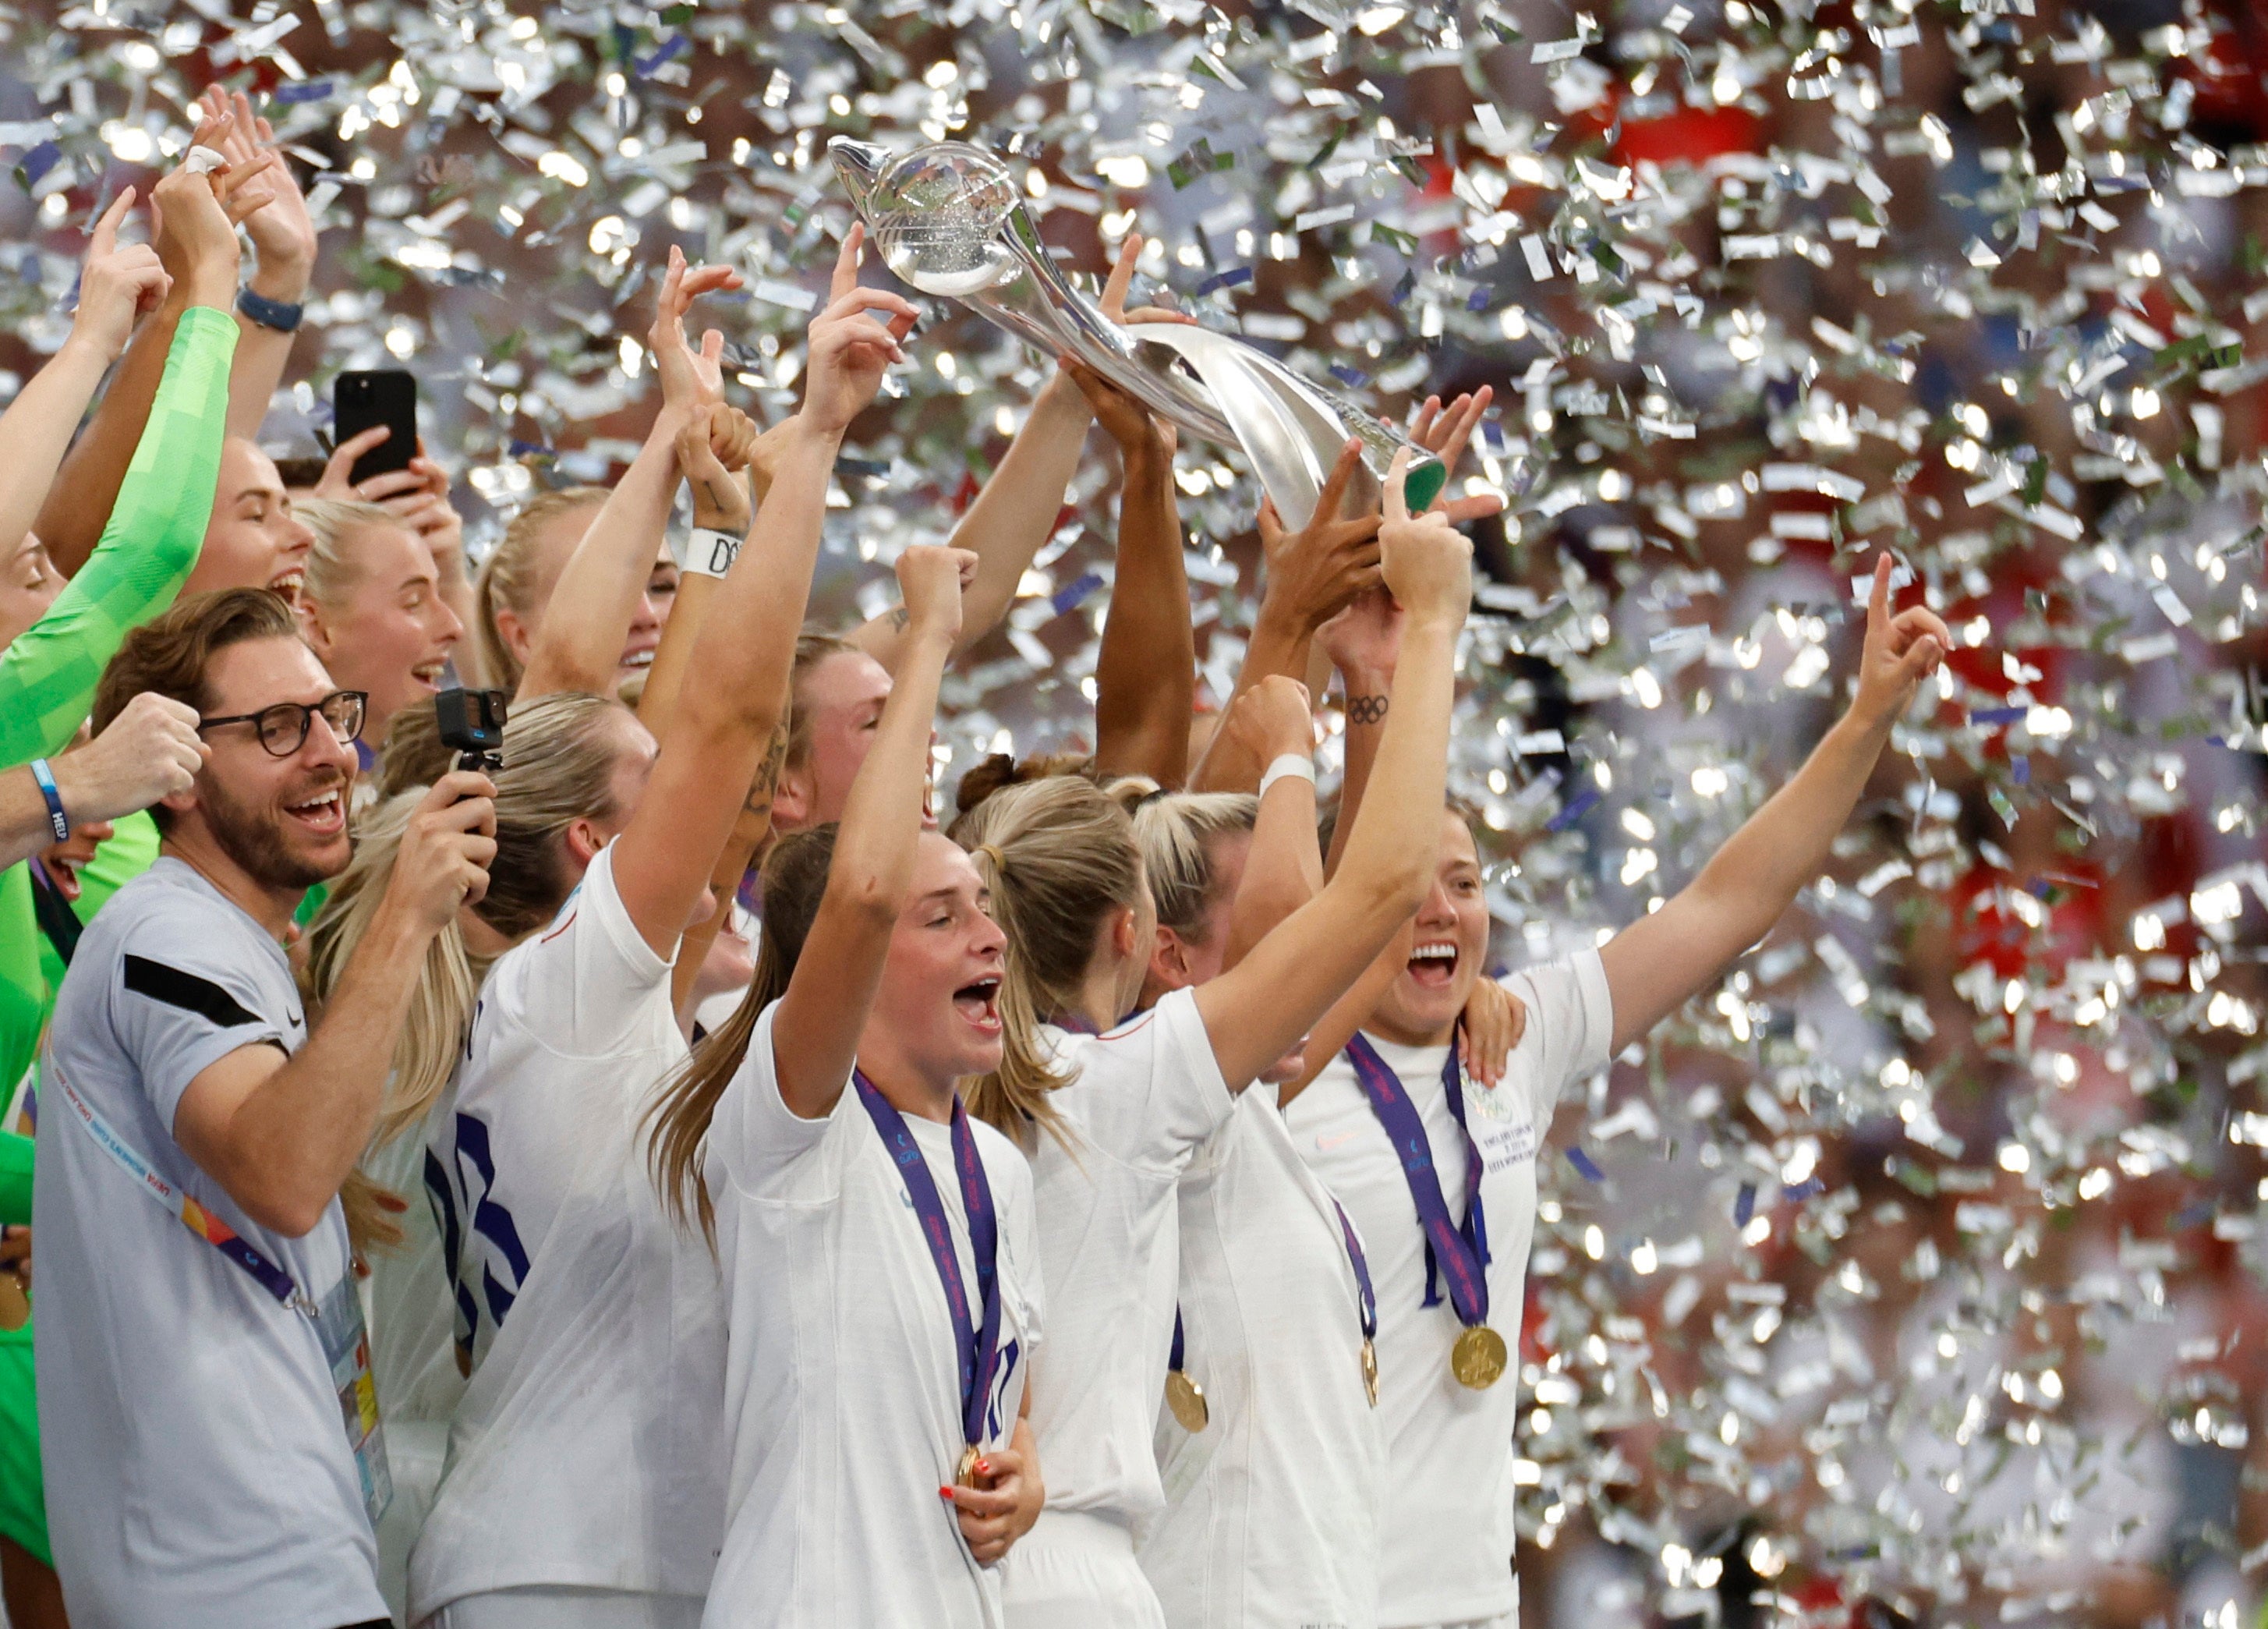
[
  {"xmin": 1343, "ymin": 1032, "xmax": 1490, "ymax": 1326},
  {"xmin": 854, "ymin": 1071, "xmax": 1003, "ymax": 1450},
  {"xmin": 1329, "ymin": 1196, "xmax": 1379, "ymax": 1345}
]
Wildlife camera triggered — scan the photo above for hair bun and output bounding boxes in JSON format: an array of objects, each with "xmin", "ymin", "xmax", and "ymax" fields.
[{"xmin": 954, "ymin": 753, "xmax": 1023, "ymax": 817}]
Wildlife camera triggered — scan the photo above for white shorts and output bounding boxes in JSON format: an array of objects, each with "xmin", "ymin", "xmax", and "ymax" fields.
[
  {"xmin": 1003, "ymin": 1509, "xmax": 1166, "ymax": 1629},
  {"xmin": 419, "ymin": 1587, "xmax": 706, "ymax": 1629}
]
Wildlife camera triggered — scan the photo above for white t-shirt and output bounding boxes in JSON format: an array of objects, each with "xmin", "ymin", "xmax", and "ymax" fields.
[
  {"xmin": 702, "ymin": 1000, "xmax": 1043, "ymax": 1629},
  {"xmin": 1141, "ymin": 1085, "xmax": 1385, "ymax": 1628},
  {"xmin": 1282, "ymin": 953, "xmax": 1612, "ymax": 1627},
  {"xmin": 34, "ymin": 858, "xmax": 387, "ymax": 1629},
  {"xmin": 411, "ymin": 842, "xmax": 724, "ymax": 1615},
  {"xmin": 1011, "ymin": 989, "xmax": 1233, "ymax": 1544}
]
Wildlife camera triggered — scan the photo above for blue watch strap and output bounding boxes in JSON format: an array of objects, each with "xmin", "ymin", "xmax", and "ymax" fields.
[
  {"xmin": 28, "ymin": 760, "xmax": 68, "ymax": 843},
  {"xmin": 235, "ymin": 286, "xmax": 304, "ymax": 333}
]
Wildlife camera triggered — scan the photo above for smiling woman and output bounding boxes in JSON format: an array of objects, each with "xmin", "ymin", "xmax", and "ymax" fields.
[{"xmin": 294, "ymin": 500, "xmax": 464, "ymax": 757}]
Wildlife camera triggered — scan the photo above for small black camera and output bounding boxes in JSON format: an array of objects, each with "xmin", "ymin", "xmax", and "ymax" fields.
[{"xmin": 434, "ymin": 688, "xmax": 507, "ymax": 774}]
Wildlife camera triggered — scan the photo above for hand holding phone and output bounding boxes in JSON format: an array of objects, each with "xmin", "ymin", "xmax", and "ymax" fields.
[{"xmin": 334, "ymin": 369, "xmax": 418, "ymax": 487}]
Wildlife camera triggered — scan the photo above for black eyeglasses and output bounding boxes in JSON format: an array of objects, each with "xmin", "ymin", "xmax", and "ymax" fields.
[{"xmin": 196, "ymin": 691, "xmax": 368, "ymax": 757}]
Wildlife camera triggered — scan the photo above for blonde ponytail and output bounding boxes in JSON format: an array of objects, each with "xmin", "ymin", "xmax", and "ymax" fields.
[
  {"xmin": 948, "ymin": 776, "xmax": 1145, "ymax": 1149},
  {"xmin": 303, "ymin": 791, "xmax": 486, "ymax": 1255}
]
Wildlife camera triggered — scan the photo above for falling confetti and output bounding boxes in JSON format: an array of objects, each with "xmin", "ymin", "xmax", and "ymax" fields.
[{"xmin": 2, "ymin": 0, "xmax": 2264, "ymax": 1619}]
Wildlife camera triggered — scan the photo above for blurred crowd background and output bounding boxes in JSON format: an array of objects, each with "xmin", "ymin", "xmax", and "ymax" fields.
[{"xmin": 1, "ymin": 0, "xmax": 2264, "ymax": 1622}]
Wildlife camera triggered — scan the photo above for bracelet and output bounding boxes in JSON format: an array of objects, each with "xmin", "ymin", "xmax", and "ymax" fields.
[
  {"xmin": 1257, "ymin": 753, "xmax": 1316, "ymax": 801},
  {"xmin": 28, "ymin": 760, "xmax": 68, "ymax": 843},
  {"xmin": 235, "ymin": 287, "xmax": 304, "ymax": 334},
  {"xmin": 682, "ymin": 526, "xmax": 741, "ymax": 578}
]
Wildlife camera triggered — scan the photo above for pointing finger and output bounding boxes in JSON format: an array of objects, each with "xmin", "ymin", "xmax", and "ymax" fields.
[
  {"xmin": 830, "ymin": 222, "xmax": 865, "ymax": 304},
  {"xmin": 1868, "ymin": 553, "xmax": 1891, "ymax": 627},
  {"xmin": 1313, "ymin": 437, "xmax": 1364, "ymax": 526},
  {"xmin": 1382, "ymin": 447, "xmax": 1411, "ymax": 523},
  {"xmin": 1100, "ymin": 232, "xmax": 1141, "ymax": 320},
  {"xmin": 87, "ymin": 186, "xmax": 135, "ymax": 256}
]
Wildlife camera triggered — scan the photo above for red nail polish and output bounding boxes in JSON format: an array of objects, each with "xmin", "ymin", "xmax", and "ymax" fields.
[
  {"xmin": 975, "ymin": 1459, "xmax": 991, "ymax": 1476},
  {"xmin": 939, "ymin": 1486, "xmax": 954, "ymax": 1500}
]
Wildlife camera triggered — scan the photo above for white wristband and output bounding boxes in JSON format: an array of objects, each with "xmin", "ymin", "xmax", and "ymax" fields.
[
  {"xmin": 683, "ymin": 526, "xmax": 741, "ymax": 578},
  {"xmin": 1257, "ymin": 753, "xmax": 1316, "ymax": 801}
]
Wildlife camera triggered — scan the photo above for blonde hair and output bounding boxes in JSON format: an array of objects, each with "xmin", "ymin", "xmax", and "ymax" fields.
[
  {"xmin": 948, "ymin": 776, "xmax": 1144, "ymax": 1148},
  {"xmin": 295, "ymin": 498, "xmax": 414, "ymax": 614},
  {"xmin": 471, "ymin": 486, "xmax": 608, "ymax": 691},
  {"xmin": 303, "ymin": 791, "xmax": 488, "ymax": 1255},
  {"xmin": 784, "ymin": 631, "xmax": 859, "ymax": 773},
  {"xmin": 1133, "ymin": 791, "xmax": 1258, "ymax": 941},
  {"xmin": 646, "ymin": 825, "xmax": 837, "ymax": 1241},
  {"xmin": 305, "ymin": 690, "xmax": 635, "ymax": 1253},
  {"xmin": 467, "ymin": 690, "xmax": 638, "ymax": 940}
]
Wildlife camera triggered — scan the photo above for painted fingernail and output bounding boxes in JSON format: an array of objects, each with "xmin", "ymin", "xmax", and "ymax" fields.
[
  {"xmin": 939, "ymin": 1486, "xmax": 955, "ymax": 1500},
  {"xmin": 975, "ymin": 1459, "xmax": 991, "ymax": 1476}
]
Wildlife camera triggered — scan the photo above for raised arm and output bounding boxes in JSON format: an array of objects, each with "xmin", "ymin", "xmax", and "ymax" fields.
[
  {"xmin": 1598, "ymin": 555, "xmax": 1948, "ymax": 1053},
  {"xmin": 0, "ymin": 167, "xmax": 247, "ymax": 768},
  {"xmin": 201, "ymin": 88, "xmax": 317, "ymax": 441},
  {"xmin": 847, "ymin": 370, "xmax": 1092, "ymax": 671},
  {"xmin": 171, "ymin": 774, "xmax": 494, "ymax": 1235},
  {"xmin": 848, "ymin": 235, "xmax": 1194, "ymax": 671},
  {"xmin": 0, "ymin": 191, "xmax": 170, "ymax": 561},
  {"xmin": 1217, "ymin": 676, "xmax": 1322, "ymax": 969},
  {"xmin": 34, "ymin": 111, "xmax": 278, "ymax": 575},
  {"xmin": 1191, "ymin": 455, "xmax": 1470, "ymax": 1089},
  {"xmin": 635, "ymin": 405, "xmax": 758, "ymax": 739},
  {"xmin": 770, "ymin": 545, "xmax": 969, "ymax": 1120},
  {"xmin": 1077, "ymin": 367, "xmax": 1192, "ymax": 785},
  {"xmin": 610, "ymin": 251, "xmax": 918, "ymax": 958},
  {"xmin": 1316, "ymin": 585, "xmax": 1403, "ymax": 878},
  {"xmin": 515, "ymin": 246, "xmax": 741, "ymax": 703},
  {"xmin": 1188, "ymin": 442, "xmax": 1378, "ymax": 792}
]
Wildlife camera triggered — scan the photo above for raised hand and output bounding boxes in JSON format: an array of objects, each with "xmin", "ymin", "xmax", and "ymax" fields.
[
  {"xmin": 150, "ymin": 123, "xmax": 273, "ymax": 310},
  {"xmin": 679, "ymin": 404, "xmax": 752, "ymax": 533},
  {"xmin": 1377, "ymin": 448, "xmax": 1473, "ymax": 631},
  {"xmin": 68, "ymin": 188, "xmax": 170, "ymax": 362},
  {"xmin": 1318, "ymin": 584, "xmax": 1404, "ymax": 682},
  {"xmin": 649, "ymin": 244, "xmax": 745, "ymax": 419},
  {"xmin": 1063, "ymin": 361, "xmax": 1164, "ymax": 457},
  {"xmin": 1222, "ymin": 674, "xmax": 1314, "ymax": 769},
  {"xmin": 1097, "ymin": 232, "xmax": 1198, "ymax": 331},
  {"xmin": 1847, "ymin": 554, "xmax": 1949, "ymax": 735},
  {"xmin": 798, "ymin": 225, "xmax": 918, "ymax": 437},
  {"xmin": 51, "ymin": 692, "xmax": 206, "ymax": 826},
  {"xmin": 1258, "ymin": 437, "xmax": 1383, "ymax": 634},
  {"xmin": 199, "ymin": 87, "xmax": 317, "ymax": 292},
  {"xmin": 1410, "ymin": 386, "xmax": 1502, "ymax": 524},
  {"xmin": 894, "ymin": 543, "xmax": 976, "ymax": 646},
  {"xmin": 384, "ymin": 770, "xmax": 498, "ymax": 933}
]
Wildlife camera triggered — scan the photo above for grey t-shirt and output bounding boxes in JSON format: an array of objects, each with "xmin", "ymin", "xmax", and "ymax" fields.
[{"xmin": 34, "ymin": 857, "xmax": 385, "ymax": 1629}]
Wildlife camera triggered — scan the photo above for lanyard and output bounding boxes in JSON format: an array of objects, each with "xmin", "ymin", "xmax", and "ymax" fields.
[
  {"xmin": 1328, "ymin": 1195, "xmax": 1378, "ymax": 1347},
  {"xmin": 1343, "ymin": 1032, "xmax": 1491, "ymax": 1327},
  {"xmin": 56, "ymin": 1061, "xmax": 392, "ymax": 1520},
  {"xmin": 55, "ymin": 1065, "xmax": 313, "ymax": 1315},
  {"xmin": 854, "ymin": 1070, "xmax": 1003, "ymax": 1450}
]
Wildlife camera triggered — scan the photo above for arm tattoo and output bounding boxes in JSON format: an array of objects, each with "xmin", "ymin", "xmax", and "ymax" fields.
[
  {"xmin": 742, "ymin": 724, "xmax": 789, "ymax": 818},
  {"xmin": 1346, "ymin": 694, "xmax": 1389, "ymax": 726},
  {"xmin": 885, "ymin": 605, "xmax": 910, "ymax": 632}
]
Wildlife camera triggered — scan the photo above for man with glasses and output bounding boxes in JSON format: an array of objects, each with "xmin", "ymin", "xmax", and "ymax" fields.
[{"xmin": 32, "ymin": 588, "xmax": 496, "ymax": 1629}]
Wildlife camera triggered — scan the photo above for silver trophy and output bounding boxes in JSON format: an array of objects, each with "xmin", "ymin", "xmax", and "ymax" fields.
[{"xmin": 828, "ymin": 136, "xmax": 1448, "ymax": 529}]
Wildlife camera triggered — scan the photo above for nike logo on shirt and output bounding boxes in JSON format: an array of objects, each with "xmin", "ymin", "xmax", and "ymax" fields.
[{"xmin": 1315, "ymin": 1131, "xmax": 1363, "ymax": 1152}]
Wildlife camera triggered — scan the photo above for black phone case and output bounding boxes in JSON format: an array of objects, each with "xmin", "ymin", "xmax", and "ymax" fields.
[{"xmin": 334, "ymin": 370, "xmax": 419, "ymax": 487}]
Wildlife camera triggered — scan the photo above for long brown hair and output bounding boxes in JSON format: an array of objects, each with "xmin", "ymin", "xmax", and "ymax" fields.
[
  {"xmin": 947, "ymin": 776, "xmax": 1144, "ymax": 1149},
  {"xmin": 645, "ymin": 824, "xmax": 837, "ymax": 1241}
]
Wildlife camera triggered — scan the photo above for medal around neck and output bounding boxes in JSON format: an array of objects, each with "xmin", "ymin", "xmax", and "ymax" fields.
[
  {"xmin": 828, "ymin": 136, "xmax": 1448, "ymax": 529},
  {"xmin": 1451, "ymin": 1324, "xmax": 1507, "ymax": 1390}
]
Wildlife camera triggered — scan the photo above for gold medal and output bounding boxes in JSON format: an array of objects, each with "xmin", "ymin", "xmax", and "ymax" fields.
[
  {"xmin": 955, "ymin": 1443, "xmax": 982, "ymax": 1486},
  {"xmin": 1450, "ymin": 1324, "xmax": 1507, "ymax": 1390},
  {"xmin": 1360, "ymin": 1338, "xmax": 1379, "ymax": 1408},
  {"xmin": 1166, "ymin": 1369, "xmax": 1210, "ymax": 1432}
]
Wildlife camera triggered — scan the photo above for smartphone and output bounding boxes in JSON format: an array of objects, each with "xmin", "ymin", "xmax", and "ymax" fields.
[
  {"xmin": 333, "ymin": 370, "xmax": 418, "ymax": 487},
  {"xmin": 435, "ymin": 688, "xmax": 508, "ymax": 774}
]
